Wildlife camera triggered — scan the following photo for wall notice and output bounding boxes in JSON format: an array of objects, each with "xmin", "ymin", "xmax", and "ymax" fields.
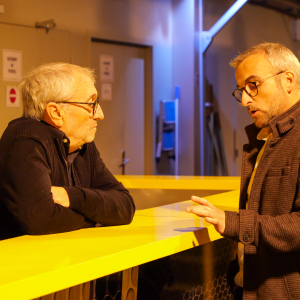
[
  {"xmin": 3, "ymin": 49, "xmax": 22, "ymax": 81},
  {"xmin": 100, "ymin": 55, "xmax": 114, "ymax": 82},
  {"xmin": 101, "ymin": 83, "xmax": 112, "ymax": 101}
]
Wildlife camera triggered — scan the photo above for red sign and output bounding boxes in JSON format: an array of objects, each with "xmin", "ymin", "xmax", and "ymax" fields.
[{"xmin": 9, "ymin": 88, "xmax": 16, "ymax": 103}]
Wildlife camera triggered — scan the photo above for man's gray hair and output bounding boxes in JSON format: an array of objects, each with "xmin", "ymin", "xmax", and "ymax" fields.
[
  {"xmin": 230, "ymin": 42, "xmax": 300, "ymax": 90},
  {"xmin": 19, "ymin": 62, "xmax": 96, "ymax": 120}
]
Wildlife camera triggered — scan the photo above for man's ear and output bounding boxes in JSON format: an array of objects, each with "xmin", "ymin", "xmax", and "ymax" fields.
[
  {"xmin": 284, "ymin": 70, "xmax": 296, "ymax": 94},
  {"xmin": 43, "ymin": 102, "xmax": 64, "ymax": 128}
]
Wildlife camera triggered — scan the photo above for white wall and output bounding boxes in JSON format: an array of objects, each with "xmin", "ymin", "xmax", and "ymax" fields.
[{"xmin": 203, "ymin": 0, "xmax": 299, "ymax": 175}]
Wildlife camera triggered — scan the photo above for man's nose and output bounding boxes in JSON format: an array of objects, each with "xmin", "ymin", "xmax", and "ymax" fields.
[
  {"xmin": 241, "ymin": 90, "xmax": 253, "ymax": 107},
  {"xmin": 94, "ymin": 104, "xmax": 104, "ymax": 120}
]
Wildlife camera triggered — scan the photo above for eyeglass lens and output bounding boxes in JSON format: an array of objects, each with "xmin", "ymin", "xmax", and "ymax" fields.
[
  {"xmin": 93, "ymin": 98, "xmax": 99, "ymax": 115},
  {"xmin": 234, "ymin": 82, "xmax": 258, "ymax": 102}
]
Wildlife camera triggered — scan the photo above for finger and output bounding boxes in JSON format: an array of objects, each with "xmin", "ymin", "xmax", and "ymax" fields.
[
  {"xmin": 190, "ymin": 207, "xmax": 211, "ymax": 218},
  {"xmin": 205, "ymin": 217, "xmax": 217, "ymax": 225},
  {"xmin": 191, "ymin": 196, "xmax": 214, "ymax": 209},
  {"xmin": 185, "ymin": 207, "xmax": 192, "ymax": 213},
  {"xmin": 186, "ymin": 205, "xmax": 210, "ymax": 214}
]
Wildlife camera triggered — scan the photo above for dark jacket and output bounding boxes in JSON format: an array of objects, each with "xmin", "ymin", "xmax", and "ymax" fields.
[
  {"xmin": 0, "ymin": 117, "xmax": 135, "ymax": 240},
  {"xmin": 223, "ymin": 100, "xmax": 300, "ymax": 300}
]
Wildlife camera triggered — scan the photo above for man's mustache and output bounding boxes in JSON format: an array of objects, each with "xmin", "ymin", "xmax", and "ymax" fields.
[{"xmin": 247, "ymin": 106, "xmax": 260, "ymax": 112}]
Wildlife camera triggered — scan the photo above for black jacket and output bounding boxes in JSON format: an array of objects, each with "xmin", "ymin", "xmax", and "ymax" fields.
[{"xmin": 0, "ymin": 117, "xmax": 135, "ymax": 240}]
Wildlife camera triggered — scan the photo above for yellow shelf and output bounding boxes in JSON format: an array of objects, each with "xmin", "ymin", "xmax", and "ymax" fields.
[
  {"xmin": 0, "ymin": 189, "xmax": 239, "ymax": 300},
  {"xmin": 115, "ymin": 175, "xmax": 240, "ymax": 190}
]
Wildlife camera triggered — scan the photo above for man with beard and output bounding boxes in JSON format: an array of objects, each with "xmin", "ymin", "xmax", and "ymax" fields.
[{"xmin": 186, "ymin": 43, "xmax": 300, "ymax": 300}]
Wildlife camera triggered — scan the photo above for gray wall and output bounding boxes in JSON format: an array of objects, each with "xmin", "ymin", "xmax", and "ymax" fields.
[
  {"xmin": 0, "ymin": 0, "xmax": 178, "ymax": 175},
  {"xmin": 204, "ymin": 0, "xmax": 299, "ymax": 176}
]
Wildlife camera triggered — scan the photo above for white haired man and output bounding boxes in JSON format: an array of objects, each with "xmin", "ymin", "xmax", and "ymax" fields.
[
  {"xmin": 0, "ymin": 62, "xmax": 135, "ymax": 240},
  {"xmin": 186, "ymin": 43, "xmax": 300, "ymax": 300}
]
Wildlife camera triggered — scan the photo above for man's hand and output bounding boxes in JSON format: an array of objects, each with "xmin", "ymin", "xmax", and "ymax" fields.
[
  {"xmin": 185, "ymin": 196, "xmax": 225, "ymax": 234},
  {"xmin": 51, "ymin": 186, "xmax": 70, "ymax": 207}
]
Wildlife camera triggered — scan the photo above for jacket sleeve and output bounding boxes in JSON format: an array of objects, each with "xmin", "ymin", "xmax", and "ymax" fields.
[
  {"xmin": 65, "ymin": 144, "xmax": 135, "ymax": 226},
  {"xmin": 223, "ymin": 204, "xmax": 300, "ymax": 253},
  {"xmin": 0, "ymin": 138, "xmax": 95, "ymax": 235}
]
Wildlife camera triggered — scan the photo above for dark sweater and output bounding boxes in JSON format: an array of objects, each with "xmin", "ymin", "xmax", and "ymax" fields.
[{"xmin": 0, "ymin": 117, "xmax": 135, "ymax": 240}]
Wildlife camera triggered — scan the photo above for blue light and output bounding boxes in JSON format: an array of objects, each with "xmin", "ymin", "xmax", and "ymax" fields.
[{"xmin": 201, "ymin": 0, "xmax": 248, "ymax": 53}]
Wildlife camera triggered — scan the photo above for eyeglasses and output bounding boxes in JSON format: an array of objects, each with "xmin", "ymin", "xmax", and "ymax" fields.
[
  {"xmin": 232, "ymin": 71, "xmax": 285, "ymax": 102},
  {"xmin": 56, "ymin": 97, "xmax": 100, "ymax": 115}
]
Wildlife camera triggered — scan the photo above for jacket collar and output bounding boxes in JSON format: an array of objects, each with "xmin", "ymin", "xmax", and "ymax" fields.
[
  {"xmin": 245, "ymin": 99, "xmax": 300, "ymax": 145},
  {"xmin": 41, "ymin": 121, "xmax": 87, "ymax": 156},
  {"xmin": 41, "ymin": 121, "xmax": 70, "ymax": 156}
]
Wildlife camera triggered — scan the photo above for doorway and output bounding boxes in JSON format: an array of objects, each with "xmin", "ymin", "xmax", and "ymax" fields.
[{"xmin": 91, "ymin": 39, "xmax": 153, "ymax": 175}]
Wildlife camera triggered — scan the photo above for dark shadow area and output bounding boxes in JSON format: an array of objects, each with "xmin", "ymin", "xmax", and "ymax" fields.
[{"xmin": 138, "ymin": 238, "xmax": 237, "ymax": 300}]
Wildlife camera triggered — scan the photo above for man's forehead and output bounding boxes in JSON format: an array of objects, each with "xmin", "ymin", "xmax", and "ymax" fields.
[
  {"xmin": 71, "ymin": 72, "xmax": 97, "ymax": 100},
  {"xmin": 235, "ymin": 52, "xmax": 273, "ymax": 84}
]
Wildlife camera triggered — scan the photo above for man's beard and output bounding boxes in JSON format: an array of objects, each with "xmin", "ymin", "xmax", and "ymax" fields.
[{"xmin": 252, "ymin": 91, "xmax": 288, "ymax": 128}]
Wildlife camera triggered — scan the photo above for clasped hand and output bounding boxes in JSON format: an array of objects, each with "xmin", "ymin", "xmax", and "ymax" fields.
[
  {"xmin": 185, "ymin": 196, "xmax": 225, "ymax": 234},
  {"xmin": 51, "ymin": 186, "xmax": 70, "ymax": 207}
]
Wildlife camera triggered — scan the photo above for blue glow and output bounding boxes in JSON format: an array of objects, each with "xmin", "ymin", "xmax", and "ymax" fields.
[
  {"xmin": 201, "ymin": 0, "xmax": 248, "ymax": 53},
  {"xmin": 209, "ymin": 0, "xmax": 248, "ymax": 37}
]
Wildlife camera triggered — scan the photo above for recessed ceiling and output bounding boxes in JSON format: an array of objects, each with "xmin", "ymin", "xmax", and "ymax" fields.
[{"xmin": 248, "ymin": 0, "xmax": 300, "ymax": 18}]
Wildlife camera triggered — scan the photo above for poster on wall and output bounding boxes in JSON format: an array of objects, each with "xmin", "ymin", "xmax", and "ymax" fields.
[
  {"xmin": 100, "ymin": 55, "xmax": 114, "ymax": 82},
  {"xmin": 6, "ymin": 86, "xmax": 20, "ymax": 107},
  {"xmin": 3, "ymin": 49, "xmax": 22, "ymax": 81}
]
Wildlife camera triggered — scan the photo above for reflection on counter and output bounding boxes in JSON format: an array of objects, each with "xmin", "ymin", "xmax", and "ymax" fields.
[
  {"xmin": 129, "ymin": 188, "xmax": 229, "ymax": 210},
  {"xmin": 138, "ymin": 238, "xmax": 236, "ymax": 300}
]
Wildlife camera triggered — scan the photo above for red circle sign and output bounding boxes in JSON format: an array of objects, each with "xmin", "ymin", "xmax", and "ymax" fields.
[{"xmin": 9, "ymin": 88, "xmax": 16, "ymax": 103}]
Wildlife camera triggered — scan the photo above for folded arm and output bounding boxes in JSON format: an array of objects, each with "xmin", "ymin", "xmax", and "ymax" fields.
[
  {"xmin": 64, "ymin": 143, "xmax": 135, "ymax": 226},
  {"xmin": 0, "ymin": 139, "xmax": 94, "ymax": 235}
]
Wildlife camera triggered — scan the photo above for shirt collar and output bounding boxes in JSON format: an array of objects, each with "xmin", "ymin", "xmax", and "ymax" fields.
[
  {"xmin": 257, "ymin": 126, "xmax": 272, "ymax": 141},
  {"xmin": 41, "ymin": 120, "xmax": 70, "ymax": 155}
]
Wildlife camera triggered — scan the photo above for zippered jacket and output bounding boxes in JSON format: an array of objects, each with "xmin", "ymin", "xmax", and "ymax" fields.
[{"xmin": 0, "ymin": 117, "xmax": 135, "ymax": 240}]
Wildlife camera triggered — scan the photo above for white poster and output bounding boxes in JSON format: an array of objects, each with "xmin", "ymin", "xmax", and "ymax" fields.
[
  {"xmin": 101, "ymin": 83, "xmax": 112, "ymax": 101},
  {"xmin": 100, "ymin": 55, "xmax": 114, "ymax": 82},
  {"xmin": 6, "ymin": 86, "xmax": 20, "ymax": 107},
  {"xmin": 3, "ymin": 49, "xmax": 22, "ymax": 81}
]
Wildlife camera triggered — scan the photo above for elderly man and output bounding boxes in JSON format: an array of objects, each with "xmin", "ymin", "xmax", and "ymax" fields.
[
  {"xmin": 0, "ymin": 62, "xmax": 135, "ymax": 240},
  {"xmin": 186, "ymin": 43, "xmax": 300, "ymax": 300}
]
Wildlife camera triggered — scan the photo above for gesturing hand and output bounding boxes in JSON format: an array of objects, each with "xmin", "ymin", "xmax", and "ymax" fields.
[
  {"xmin": 185, "ymin": 196, "xmax": 225, "ymax": 234},
  {"xmin": 51, "ymin": 186, "xmax": 70, "ymax": 207}
]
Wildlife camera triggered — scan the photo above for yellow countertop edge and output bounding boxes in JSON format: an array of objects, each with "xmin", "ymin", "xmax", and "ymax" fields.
[
  {"xmin": 0, "ymin": 226, "xmax": 222, "ymax": 300},
  {"xmin": 115, "ymin": 175, "xmax": 241, "ymax": 190}
]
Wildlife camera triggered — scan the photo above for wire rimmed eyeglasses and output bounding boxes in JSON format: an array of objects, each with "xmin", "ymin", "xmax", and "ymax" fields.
[
  {"xmin": 56, "ymin": 97, "xmax": 100, "ymax": 115},
  {"xmin": 232, "ymin": 71, "xmax": 285, "ymax": 102}
]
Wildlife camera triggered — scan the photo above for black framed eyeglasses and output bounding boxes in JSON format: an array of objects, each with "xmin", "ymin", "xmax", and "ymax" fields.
[
  {"xmin": 56, "ymin": 97, "xmax": 100, "ymax": 115},
  {"xmin": 232, "ymin": 71, "xmax": 285, "ymax": 102}
]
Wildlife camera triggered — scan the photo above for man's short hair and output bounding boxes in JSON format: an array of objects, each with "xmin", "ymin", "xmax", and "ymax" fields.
[
  {"xmin": 19, "ymin": 62, "xmax": 96, "ymax": 120},
  {"xmin": 230, "ymin": 42, "xmax": 300, "ymax": 90}
]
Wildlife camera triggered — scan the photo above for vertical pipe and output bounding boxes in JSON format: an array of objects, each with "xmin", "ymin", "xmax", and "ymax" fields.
[
  {"xmin": 199, "ymin": 0, "xmax": 205, "ymax": 175},
  {"xmin": 175, "ymin": 86, "xmax": 179, "ymax": 176}
]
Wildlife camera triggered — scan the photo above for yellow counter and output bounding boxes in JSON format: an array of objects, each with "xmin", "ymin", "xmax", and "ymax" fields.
[
  {"xmin": 115, "ymin": 175, "xmax": 240, "ymax": 190},
  {"xmin": 0, "ymin": 176, "xmax": 240, "ymax": 300},
  {"xmin": 0, "ymin": 192, "xmax": 239, "ymax": 300},
  {"xmin": 116, "ymin": 175, "xmax": 240, "ymax": 209}
]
